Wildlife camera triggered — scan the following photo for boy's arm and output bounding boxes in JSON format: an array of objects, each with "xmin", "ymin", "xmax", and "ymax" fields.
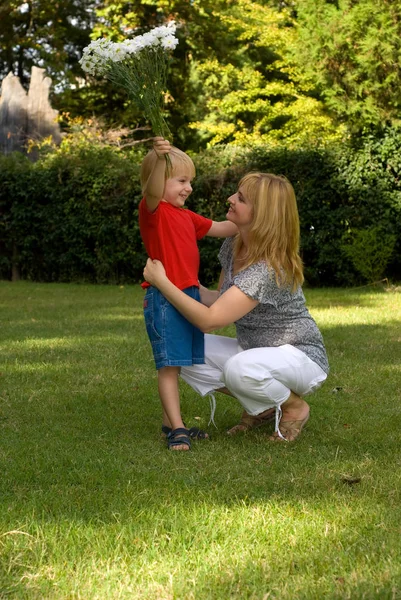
[
  {"xmin": 142, "ymin": 137, "xmax": 170, "ymax": 212},
  {"xmin": 199, "ymin": 284, "xmax": 219, "ymax": 306},
  {"xmin": 199, "ymin": 270, "xmax": 224, "ymax": 306},
  {"xmin": 206, "ymin": 220, "xmax": 238, "ymax": 238}
]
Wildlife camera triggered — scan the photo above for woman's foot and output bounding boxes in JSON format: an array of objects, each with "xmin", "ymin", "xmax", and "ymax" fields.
[
  {"xmin": 269, "ymin": 393, "xmax": 310, "ymax": 442},
  {"xmin": 227, "ymin": 408, "xmax": 275, "ymax": 435}
]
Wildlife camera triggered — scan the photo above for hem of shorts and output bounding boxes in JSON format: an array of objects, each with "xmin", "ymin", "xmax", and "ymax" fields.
[{"xmin": 156, "ymin": 359, "xmax": 205, "ymax": 369}]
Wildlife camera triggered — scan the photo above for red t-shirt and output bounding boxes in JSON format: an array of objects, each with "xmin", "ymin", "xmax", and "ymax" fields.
[{"xmin": 139, "ymin": 199, "xmax": 213, "ymax": 290}]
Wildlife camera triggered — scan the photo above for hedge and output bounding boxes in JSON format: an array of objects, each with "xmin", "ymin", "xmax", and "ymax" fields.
[{"xmin": 1, "ymin": 128, "xmax": 401, "ymax": 286}]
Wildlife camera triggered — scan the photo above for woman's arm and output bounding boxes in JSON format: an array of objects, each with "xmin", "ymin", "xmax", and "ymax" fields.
[{"xmin": 144, "ymin": 259, "xmax": 258, "ymax": 332}]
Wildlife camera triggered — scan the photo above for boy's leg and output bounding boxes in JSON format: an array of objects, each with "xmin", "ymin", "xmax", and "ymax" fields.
[
  {"xmin": 161, "ymin": 407, "xmax": 171, "ymax": 429},
  {"xmin": 158, "ymin": 366, "xmax": 189, "ymax": 451}
]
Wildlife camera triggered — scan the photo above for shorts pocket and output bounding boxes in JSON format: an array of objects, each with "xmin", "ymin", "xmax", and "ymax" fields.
[{"xmin": 143, "ymin": 290, "xmax": 163, "ymax": 342}]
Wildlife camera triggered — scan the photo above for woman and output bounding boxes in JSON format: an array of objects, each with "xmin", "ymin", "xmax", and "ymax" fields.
[{"xmin": 143, "ymin": 172, "xmax": 329, "ymax": 443}]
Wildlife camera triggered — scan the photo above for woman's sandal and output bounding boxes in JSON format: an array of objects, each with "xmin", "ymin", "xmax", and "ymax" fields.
[
  {"xmin": 162, "ymin": 424, "xmax": 209, "ymax": 440},
  {"xmin": 167, "ymin": 427, "xmax": 192, "ymax": 451},
  {"xmin": 227, "ymin": 408, "xmax": 276, "ymax": 435},
  {"xmin": 269, "ymin": 412, "xmax": 310, "ymax": 442}
]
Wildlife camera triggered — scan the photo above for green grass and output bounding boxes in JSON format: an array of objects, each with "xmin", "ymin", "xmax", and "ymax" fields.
[{"xmin": 1, "ymin": 281, "xmax": 401, "ymax": 599}]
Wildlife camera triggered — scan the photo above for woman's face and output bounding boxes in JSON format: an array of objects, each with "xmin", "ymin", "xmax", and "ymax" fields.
[{"xmin": 226, "ymin": 186, "xmax": 253, "ymax": 227}]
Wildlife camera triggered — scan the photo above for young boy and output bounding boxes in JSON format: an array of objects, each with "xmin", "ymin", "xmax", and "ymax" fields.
[{"xmin": 139, "ymin": 137, "xmax": 237, "ymax": 451}]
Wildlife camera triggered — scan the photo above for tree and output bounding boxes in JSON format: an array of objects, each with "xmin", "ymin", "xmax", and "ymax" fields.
[
  {"xmin": 0, "ymin": 0, "xmax": 96, "ymax": 88},
  {"xmin": 77, "ymin": 0, "xmax": 339, "ymax": 149},
  {"xmin": 186, "ymin": 0, "xmax": 340, "ymax": 147},
  {"xmin": 87, "ymin": 0, "xmax": 245, "ymax": 147},
  {"xmin": 1, "ymin": 1, "xmax": 340, "ymax": 149},
  {"xmin": 295, "ymin": 0, "xmax": 401, "ymax": 131}
]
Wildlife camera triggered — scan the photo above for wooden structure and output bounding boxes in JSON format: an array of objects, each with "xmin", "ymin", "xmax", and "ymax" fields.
[{"xmin": 0, "ymin": 66, "xmax": 61, "ymax": 156}]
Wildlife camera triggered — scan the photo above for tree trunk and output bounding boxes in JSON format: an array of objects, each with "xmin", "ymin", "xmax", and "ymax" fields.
[
  {"xmin": 0, "ymin": 72, "xmax": 28, "ymax": 154},
  {"xmin": 27, "ymin": 66, "xmax": 62, "ymax": 148},
  {"xmin": 0, "ymin": 66, "xmax": 61, "ymax": 156}
]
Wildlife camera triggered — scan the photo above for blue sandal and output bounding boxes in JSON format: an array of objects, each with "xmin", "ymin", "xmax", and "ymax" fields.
[
  {"xmin": 162, "ymin": 424, "xmax": 209, "ymax": 440},
  {"xmin": 167, "ymin": 428, "xmax": 192, "ymax": 451}
]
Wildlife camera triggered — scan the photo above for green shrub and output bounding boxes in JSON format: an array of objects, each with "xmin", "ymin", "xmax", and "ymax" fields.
[
  {"xmin": 0, "ymin": 152, "xmax": 36, "ymax": 280},
  {"xmin": 0, "ymin": 140, "xmax": 147, "ymax": 283},
  {"xmin": 341, "ymin": 227, "xmax": 396, "ymax": 283},
  {"xmin": 1, "ymin": 127, "xmax": 401, "ymax": 286}
]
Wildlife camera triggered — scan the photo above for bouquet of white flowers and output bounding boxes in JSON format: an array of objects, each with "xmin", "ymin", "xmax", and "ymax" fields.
[{"xmin": 79, "ymin": 22, "xmax": 178, "ymax": 140}]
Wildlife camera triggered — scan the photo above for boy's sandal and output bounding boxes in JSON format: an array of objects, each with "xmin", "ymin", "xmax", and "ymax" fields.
[
  {"xmin": 162, "ymin": 424, "xmax": 209, "ymax": 440},
  {"xmin": 162, "ymin": 424, "xmax": 173, "ymax": 437},
  {"xmin": 227, "ymin": 408, "xmax": 275, "ymax": 436},
  {"xmin": 268, "ymin": 412, "xmax": 310, "ymax": 442},
  {"xmin": 187, "ymin": 427, "xmax": 209, "ymax": 439},
  {"xmin": 167, "ymin": 428, "xmax": 192, "ymax": 451}
]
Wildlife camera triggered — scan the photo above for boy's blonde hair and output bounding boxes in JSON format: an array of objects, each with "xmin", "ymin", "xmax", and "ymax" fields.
[
  {"xmin": 140, "ymin": 146, "xmax": 196, "ymax": 192},
  {"xmin": 234, "ymin": 172, "xmax": 304, "ymax": 290}
]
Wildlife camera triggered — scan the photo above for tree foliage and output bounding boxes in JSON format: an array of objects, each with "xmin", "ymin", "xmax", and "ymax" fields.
[
  {"xmin": 295, "ymin": 0, "xmax": 401, "ymax": 131},
  {"xmin": 0, "ymin": 1, "xmax": 343, "ymax": 149},
  {"xmin": 186, "ymin": 0, "xmax": 341, "ymax": 148},
  {"xmin": 74, "ymin": 0, "xmax": 339, "ymax": 149},
  {"xmin": 3, "ymin": 1, "xmax": 400, "ymax": 145},
  {"xmin": 0, "ymin": 0, "xmax": 96, "ymax": 88}
]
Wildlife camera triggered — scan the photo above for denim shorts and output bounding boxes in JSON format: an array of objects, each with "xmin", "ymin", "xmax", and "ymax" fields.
[{"xmin": 143, "ymin": 286, "xmax": 205, "ymax": 370}]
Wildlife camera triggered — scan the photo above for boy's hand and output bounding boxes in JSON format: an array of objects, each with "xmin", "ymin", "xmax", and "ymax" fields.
[
  {"xmin": 143, "ymin": 258, "xmax": 167, "ymax": 286},
  {"xmin": 153, "ymin": 136, "xmax": 171, "ymax": 157}
]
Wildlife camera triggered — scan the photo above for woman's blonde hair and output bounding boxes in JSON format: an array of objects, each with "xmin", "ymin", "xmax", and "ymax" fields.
[
  {"xmin": 235, "ymin": 172, "xmax": 304, "ymax": 290},
  {"xmin": 140, "ymin": 146, "xmax": 196, "ymax": 191}
]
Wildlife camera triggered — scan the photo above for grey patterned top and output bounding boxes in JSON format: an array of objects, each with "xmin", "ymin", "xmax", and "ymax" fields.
[{"xmin": 218, "ymin": 238, "xmax": 329, "ymax": 374}]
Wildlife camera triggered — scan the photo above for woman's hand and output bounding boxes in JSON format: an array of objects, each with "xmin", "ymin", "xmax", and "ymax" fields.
[{"xmin": 143, "ymin": 258, "xmax": 167, "ymax": 287}]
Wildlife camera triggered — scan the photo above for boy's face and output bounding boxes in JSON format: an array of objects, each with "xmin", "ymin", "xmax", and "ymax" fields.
[{"xmin": 163, "ymin": 175, "xmax": 193, "ymax": 208}]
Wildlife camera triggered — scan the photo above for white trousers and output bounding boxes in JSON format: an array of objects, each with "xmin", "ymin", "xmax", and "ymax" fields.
[{"xmin": 181, "ymin": 334, "xmax": 327, "ymax": 419}]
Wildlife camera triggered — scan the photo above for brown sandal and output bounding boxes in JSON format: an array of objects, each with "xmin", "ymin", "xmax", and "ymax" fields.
[
  {"xmin": 227, "ymin": 408, "xmax": 275, "ymax": 435},
  {"xmin": 269, "ymin": 412, "xmax": 310, "ymax": 442}
]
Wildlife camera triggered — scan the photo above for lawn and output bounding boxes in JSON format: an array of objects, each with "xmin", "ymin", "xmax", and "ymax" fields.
[{"xmin": 0, "ymin": 281, "xmax": 401, "ymax": 599}]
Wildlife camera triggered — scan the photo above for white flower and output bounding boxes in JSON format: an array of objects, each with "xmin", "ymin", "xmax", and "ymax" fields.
[
  {"xmin": 109, "ymin": 43, "xmax": 128, "ymax": 62},
  {"xmin": 79, "ymin": 39, "xmax": 112, "ymax": 75},
  {"xmin": 120, "ymin": 40, "xmax": 140, "ymax": 55},
  {"xmin": 141, "ymin": 32, "xmax": 159, "ymax": 47},
  {"xmin": 160, "ymin": 34, "xmax": 179, "ymax": 50},
  {"xmin": 132, "ymin": 36, "xmax": 147, "ymax": 51},
  {"xmin": 150, "ymin": 21, "xmax": 176, "ymax": 40}
]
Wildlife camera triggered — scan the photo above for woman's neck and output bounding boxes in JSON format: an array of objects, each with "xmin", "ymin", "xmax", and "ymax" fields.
[
  {"xmin": 233, "ymin": 233, "xmax": 250, "ymax": 275},
  {"xmin": 239, "ymin": 228, "xmax": 249, "ymax": 249}
]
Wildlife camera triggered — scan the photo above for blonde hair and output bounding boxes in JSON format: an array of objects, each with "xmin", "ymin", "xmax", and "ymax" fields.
[
  {"xmin": 234, "ymin": 172, "xmax": 304, "ymax": 290},
  {"xmin": 140, "ymin": 146, "xmax": 196, "ymax": 192}
]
